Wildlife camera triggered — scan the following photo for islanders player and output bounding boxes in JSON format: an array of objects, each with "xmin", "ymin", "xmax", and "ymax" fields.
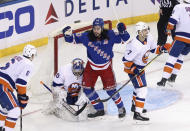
[
  {"xmin": 49, "ymin": 58, "xmax": 88, "ymax": 119},
  {"xmin": 62, "ymin": 18, "xmax": 130, "ymax": 118},
  {"xmin": 157, "ymin": 0, "xmax": 190, "ymax": 86},
  {"xmin": 122, "ymin": 22, "xmax": 169, "ymax": 122},
  {"xmin": 0, "ymin": 45, "xmax": 37, "ymax": 131}
]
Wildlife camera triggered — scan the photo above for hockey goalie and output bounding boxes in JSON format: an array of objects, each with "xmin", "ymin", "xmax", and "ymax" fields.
[{"xmin": 44, "ymin": 58, "xmax": 89, "ymax": 121}]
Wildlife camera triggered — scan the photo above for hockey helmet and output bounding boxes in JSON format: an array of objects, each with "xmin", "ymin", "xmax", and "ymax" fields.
[
  {"xmin": 23, "ymin": 44, "xmax": 37, "ymax": 58},
  {"xmin": 72, "ymin": 58, "xmax": 84, "ymax": 77},
  {"xmin": 135, "ymin": 21, "xmax": 149, "ymax": 35},
  {"xmin": 93, "ymin": 18, "xmax": 104, "ymax": 28}
]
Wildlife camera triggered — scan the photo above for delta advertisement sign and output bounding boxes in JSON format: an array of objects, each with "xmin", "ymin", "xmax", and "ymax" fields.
[{"xmin": 0, "ymin": 0, "xmax": 159, "ymax": 50}]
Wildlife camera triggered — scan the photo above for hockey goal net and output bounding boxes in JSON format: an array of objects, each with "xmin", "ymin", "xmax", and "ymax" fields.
[{"xmin": 28, "ymin": 20, "xmax": 112, "ymax": 97}]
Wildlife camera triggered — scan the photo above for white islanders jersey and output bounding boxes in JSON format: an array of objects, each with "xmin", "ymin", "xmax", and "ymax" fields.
[
  {"xmin": 0, "ymin": 55, "xmax": 33, "ymax": 83},
  {"xmin": 53, "ymin": 63, "xmax": 82, "ymax": 92},
  {"xmin": 124, "ymin": 34, "xmax": 157, "ymax": 66},
  {"xmin": 168, "ymin": 3, "xmax": 190, "ymax": 43}
]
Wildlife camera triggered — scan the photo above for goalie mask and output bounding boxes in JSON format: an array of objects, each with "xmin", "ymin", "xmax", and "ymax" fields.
[{"xmin": 72, "ymin": 58, "xmax": 84, "ymax": 77}]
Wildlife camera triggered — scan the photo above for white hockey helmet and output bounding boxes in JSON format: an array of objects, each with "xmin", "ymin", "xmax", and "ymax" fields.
[
  {"xmin": 23, "ymin": 44, "xmax": 37, "ymax": 58},
  {"xmin": 184, "ymin": 0, "xmax": 190, "ymax": 3},
  {"xmin": 72, "ymin": 58, "xmax": 84, "ymax": 77},
  {"xmin": 135, "ymin": 22, "xmax": 149, "ymax": 35}
]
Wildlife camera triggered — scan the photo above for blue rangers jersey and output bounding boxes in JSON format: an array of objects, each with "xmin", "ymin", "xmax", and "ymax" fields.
[{"xmin": 64, "ymin": 30, "xmax": 130, "ymax": 70}]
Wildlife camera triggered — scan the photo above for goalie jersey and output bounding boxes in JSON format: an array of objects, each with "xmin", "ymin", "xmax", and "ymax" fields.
[
  {"xmin": 123, "ymin": 34, "xmax": 157, "ymax": 68},
  {"xmin": 52, "ymin": 63, "xmax": 82, "ymax": 97}
]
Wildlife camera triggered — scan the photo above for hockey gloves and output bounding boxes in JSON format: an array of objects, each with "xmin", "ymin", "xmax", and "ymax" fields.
[
  {"xmin": 62, "ymin": 26, "xmax": 72, "ymax": 36},
  {"xmin": 156, "ymin": 43, "xmax": 171, "ymax": 54},
  {"xmin": 124, "ymin": 61, "xmax": 144, "ymax": 75},
  {"xmin": 117, "ymin": 22, "xmax": 126, "ymax": 34},
  {"xmin": 131, "ymin": 65, "xmax": 144, "ymax": 76},
  {"xmin": 17, "ymin": 94, "xmax": 29, "ymax": 109}
]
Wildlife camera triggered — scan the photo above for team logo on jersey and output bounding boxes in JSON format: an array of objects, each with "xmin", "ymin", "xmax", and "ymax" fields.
[
  {"xmin": 45, "ymin": 3, "xmax": 58, "ymax": 25},
  {"xmin": 142, "ymin": 51, "xmax": 150, "ymax": 63},
  {"xmin": 68, "ymin": 83, "xmax": 81, "ymax": 97}
]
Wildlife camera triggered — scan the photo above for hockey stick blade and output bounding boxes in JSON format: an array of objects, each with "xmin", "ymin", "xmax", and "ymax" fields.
[
  {"xmin": 75, "ymin": 102, "xmax": 88, "ymax": 116},
  {"xmin": 40, "ymin": 81, "xmax": 87, "ymax": 116},
  {"xmin": 96, "ymin": 53, "xmax": 163, "ymax": 103}
]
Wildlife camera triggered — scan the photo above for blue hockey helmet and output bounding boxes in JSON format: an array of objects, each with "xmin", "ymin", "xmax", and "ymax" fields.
[
  {"xmin": 93, "ymin": 18, "xmax": 104, "ymax": 28},
  {"xmin": 72, "ymin": 58, "xmax": 84, "ymax": 77}
]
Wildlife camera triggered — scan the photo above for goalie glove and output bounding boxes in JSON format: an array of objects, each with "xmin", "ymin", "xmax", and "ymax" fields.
[
  {"xmin": 62, "ymin": 26, "xmax": 72, "ymax": 36},
  {"xmin": 52, "ymin": 86, "xmax": 67, "ymax": 101}
]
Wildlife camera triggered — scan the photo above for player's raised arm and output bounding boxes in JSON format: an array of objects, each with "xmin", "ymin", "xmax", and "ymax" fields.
[
  {"xmin": 62, "ymin": 26, "xmax": 85, "ymax": 44},
  {"xmin": 112, "ymin": 22, "xmax": 130, "ymax": 44}
]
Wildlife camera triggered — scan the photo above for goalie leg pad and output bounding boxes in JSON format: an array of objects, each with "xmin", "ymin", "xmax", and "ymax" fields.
[{"xmin": 75, "ymin": 93, "xmax": 89, "ymax": 106}]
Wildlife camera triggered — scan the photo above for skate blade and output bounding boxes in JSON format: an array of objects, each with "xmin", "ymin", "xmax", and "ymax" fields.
[
  {"xmin": 87, "ymin": 116, "xmax": 104, "ymax": 120},
  {"xmin": 166, "ymin": 82, "xmax": 174, "ymax": 87},
  {"xmin": 119, "ymin": 116, "xmax": 126, "ymax": 121},
  {"xmin": 156, "ymin": 85, "xmax": 166, "ymax": 90},
  {"xmin": 133, "ymin": 120, "xmax": 151, "ymax": 125}
]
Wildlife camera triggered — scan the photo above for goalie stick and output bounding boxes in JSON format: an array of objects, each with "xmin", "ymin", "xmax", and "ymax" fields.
[
  {"xmin": 95, "ymin": 52, "xmax": 163, "ymax": 103},
  {"xmin": 40, "ymin": 81, "xmax": 87, "ymax": 116}
]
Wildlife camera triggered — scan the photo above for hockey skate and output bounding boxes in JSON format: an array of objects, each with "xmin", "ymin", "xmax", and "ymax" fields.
[
  {"xmin": 157, "ymin": 78, "xmax": 167, "ymax": 87},
  {"xmin": 133, "ymin": 112, "xmax": 150, "ymax": 124},
  {"xmin": 0, "ymin": 127, "xmax": 4, "ymax": 131},
  {"xmin": 118, "ymin": 107, "xmax": 126, "ymax": 118},
  {"xmin": 88, "ymin": 110, "xmax": 105, "ymax": 118},
  {"xmin": 167, "ymin": 74, "xmax": 177, "ymax": 87},
  {"xmin": 131, "ymin": 102, "xmax": 147, "ymax": 113},
  {"xmin": 168, "ymin": 74, "xmax": 177, "ymax": 83}
]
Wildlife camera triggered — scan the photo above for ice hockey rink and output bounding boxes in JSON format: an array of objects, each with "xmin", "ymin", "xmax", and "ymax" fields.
[{"xmin": 1, "ymin": 22, "xmax": 190, "ymax": 131}]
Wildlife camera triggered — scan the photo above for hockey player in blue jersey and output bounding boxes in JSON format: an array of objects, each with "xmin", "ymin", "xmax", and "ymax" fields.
[{"xmin": 62, "ymin": 18, "xmax": 130, "ymax": 118}]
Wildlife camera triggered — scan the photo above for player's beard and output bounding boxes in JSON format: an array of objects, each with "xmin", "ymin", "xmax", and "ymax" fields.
[{"xmin": 94, "ymin": 32, "xmax": 101, "ymax": 38}]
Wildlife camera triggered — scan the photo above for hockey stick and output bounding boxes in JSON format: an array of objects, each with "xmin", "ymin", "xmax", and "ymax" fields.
[
  {"xmin": 96, "ymin": 53, "xmax": 163, "ymax": 103},
  {"xmin": 40, "ymin": 81, "xmax": 87, "ymax": 116},
  {"xmin": 20, "ymin": 109, "xmax": 22, "ymax": 131}
]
